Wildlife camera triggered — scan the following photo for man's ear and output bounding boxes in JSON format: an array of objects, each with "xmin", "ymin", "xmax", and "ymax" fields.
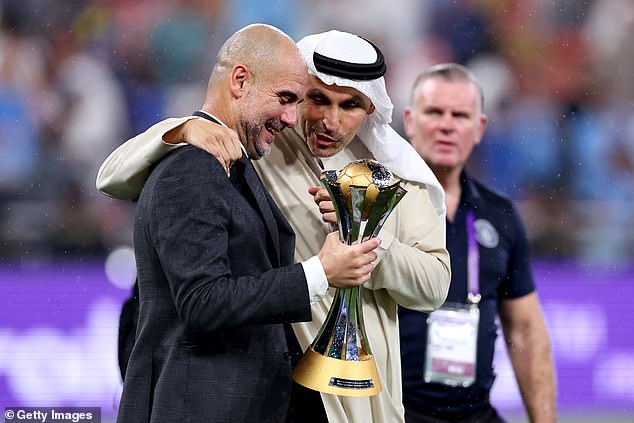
[
  {"xmin": 229, "ymin": 64, "xmax": 251, "ymax": 98},
  {"xmin": 367, "ymin": 103, "xmax": 375, "ymax": 115},
  {"xmin": 474, "ymin": 113, "xmax": 488, "ymax": 146},
  {"xmin": 403, "ymin": 106, "xmax": 414, "ymax": 138}
]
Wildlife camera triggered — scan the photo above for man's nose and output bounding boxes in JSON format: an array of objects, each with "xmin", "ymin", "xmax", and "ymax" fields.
[
  {"xmin": 281, "ymin": 105, "xmax": 298, "ymax": 128},
  {"xmin": 438, "ymin": 112, "xmax": 455, "ymax": 130},
  {"xmin": 321, "ymin": 107, "xmax": 340, "ymax": 131}
]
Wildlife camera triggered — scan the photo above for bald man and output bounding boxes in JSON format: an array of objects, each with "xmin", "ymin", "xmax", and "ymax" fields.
[{"xmin": 114, "ymin": 24, "xmax": 380, "ymax": 423}]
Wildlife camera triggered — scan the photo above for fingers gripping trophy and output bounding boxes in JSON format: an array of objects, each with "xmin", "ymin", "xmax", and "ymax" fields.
[{"xmin": 292, "ymin": 159, "xmax": 406, "ymax": 396}]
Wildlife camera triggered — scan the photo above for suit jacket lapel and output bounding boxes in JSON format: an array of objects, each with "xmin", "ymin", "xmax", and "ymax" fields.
[
  {"xmin": 191, "ymin": 110, "xmax": 287, "ymax": 266},
  {"xmin": 242, "ymin": 158, "xmax": 282, "ymax": 265}
]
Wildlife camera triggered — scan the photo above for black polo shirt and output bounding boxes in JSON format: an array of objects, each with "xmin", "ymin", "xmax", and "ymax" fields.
[{"xmin": 399, "ymin": 171, "xmax": 535, "ymax": 420}]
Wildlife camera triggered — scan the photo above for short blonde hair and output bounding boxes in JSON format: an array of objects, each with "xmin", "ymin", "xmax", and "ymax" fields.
[{"xmin": 410, "ymin": 63, "xmax": 485, "ymax": 112}]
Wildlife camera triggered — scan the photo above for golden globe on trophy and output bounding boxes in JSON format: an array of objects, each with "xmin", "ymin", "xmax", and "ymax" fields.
[{"xmin": 291, "ymin": 159, "xmax": 407, "ymax": 397}]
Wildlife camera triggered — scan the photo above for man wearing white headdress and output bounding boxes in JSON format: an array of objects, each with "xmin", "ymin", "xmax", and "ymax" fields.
[{"xmin": 97, "ymin": 30, "xmax": 450, "ymax": 423}]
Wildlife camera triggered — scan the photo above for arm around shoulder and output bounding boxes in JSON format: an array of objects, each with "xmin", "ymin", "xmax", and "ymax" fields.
[{"xmin": 96, "ymin": 117, "xmax": 194, "ymax": 201}]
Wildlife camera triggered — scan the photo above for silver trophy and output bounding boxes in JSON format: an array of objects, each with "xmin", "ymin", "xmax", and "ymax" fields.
[{"xmin": 291, "ymin": 159, "xmax": 407, "ymax": 396}]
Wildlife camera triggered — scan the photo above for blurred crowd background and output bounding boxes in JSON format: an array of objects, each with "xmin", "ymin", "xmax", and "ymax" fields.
[
  {"xmin": 1, "ymin": 1, "xmax": 634, "ymax": 421},
  {"xmin": 1, "ymin": 0, "xmax": 633, "ymax": 265}
]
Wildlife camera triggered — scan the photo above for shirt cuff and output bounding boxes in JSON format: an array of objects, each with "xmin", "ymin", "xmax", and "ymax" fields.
[
  {"xmin": 301, "ymin": 255, "xmax": 329, "ymax": 304},
  {"xmin": 161, "ymin": 140, "xmax": 188, "ymax": 148}
]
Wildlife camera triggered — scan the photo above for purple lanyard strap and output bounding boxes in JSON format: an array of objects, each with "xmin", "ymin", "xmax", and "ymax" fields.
[{"xmin": 466, "ymin": 210, "xmax": 481, "ymax": 305}]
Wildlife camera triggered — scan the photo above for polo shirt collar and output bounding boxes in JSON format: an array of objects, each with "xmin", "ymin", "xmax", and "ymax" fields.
[{"xmin": 460, "ymin": 170, "xmax": 481, "ymax": 211}]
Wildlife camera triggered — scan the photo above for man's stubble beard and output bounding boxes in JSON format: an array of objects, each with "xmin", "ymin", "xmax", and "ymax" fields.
[
  {"xmin": 247, "ymin": 120, "xmax": 272, "ymax": 160},
  {"xmin": 303, "ymin": 123, "xmax": 348, "ymax": 159},
  {"xmin": 239, "ymin": 105, "xmax": 271, "ymax": 160}
]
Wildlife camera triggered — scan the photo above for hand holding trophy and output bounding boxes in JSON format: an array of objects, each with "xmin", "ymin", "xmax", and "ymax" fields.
[{"xmin": 291, "ymin": 159, "xmax": 407, "ymax": 396}]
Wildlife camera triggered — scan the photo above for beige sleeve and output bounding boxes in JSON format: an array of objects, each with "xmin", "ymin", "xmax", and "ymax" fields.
[
  {"xmin": 95, "ymin": 117, "xmax": 194, "ymax": 201},
  {"xmin": 366, "ymin": 181, "xmax": 451, "ymax": 312}
]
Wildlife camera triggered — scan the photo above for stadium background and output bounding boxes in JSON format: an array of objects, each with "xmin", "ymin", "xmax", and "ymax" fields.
[{"xmin": 1, "ymin": 1, "xmax": 632, "ymax": 421}]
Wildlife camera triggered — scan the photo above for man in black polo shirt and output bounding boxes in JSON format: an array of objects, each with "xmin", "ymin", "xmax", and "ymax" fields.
[{"xmin": 398, "ymin": 63, "xmax": 556, "ymax": 423}]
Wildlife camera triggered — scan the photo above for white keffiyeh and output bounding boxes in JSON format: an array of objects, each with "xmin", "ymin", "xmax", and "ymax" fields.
[{"xmin": 297, "ymin": 30, "xmax": 446, "ymax": 217}]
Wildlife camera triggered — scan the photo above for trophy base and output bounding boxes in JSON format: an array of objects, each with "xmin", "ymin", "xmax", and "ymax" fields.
[{"xmin": 291, "ymin": 347, "xmax": 382, "ymax": 397}]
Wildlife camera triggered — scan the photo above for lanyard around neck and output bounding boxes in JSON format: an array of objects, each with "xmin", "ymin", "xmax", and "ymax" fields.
[{"xmin": 466, "ymin": 210, "xmax": 481, "ymax": 305}]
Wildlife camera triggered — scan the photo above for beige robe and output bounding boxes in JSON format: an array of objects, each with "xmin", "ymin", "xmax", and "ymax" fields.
[{"xmin": 97, "ymin": 117, "xmax": 451, "ymax": 423}]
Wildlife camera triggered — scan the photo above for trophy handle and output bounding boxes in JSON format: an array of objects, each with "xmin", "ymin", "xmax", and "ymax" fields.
[
  {"xmin": 362, "ymin": 185, "xmax": 407, "ymax": 240},
  {"xmin": 321, "ymin": 173, "xmax": 352, "ymax": 243},
  {"xmin": 349, "ymin": 186, "xmax": 367, "ymax": 243}
]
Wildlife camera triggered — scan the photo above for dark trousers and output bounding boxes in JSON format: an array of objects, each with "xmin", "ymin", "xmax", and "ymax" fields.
[
  {"xmin": 286, "ymin": 383, "xmax": 328, "ymax": 423},
  {"xmin": 405, "ymin": 404, "xmax": 506, "ymax": 423}
]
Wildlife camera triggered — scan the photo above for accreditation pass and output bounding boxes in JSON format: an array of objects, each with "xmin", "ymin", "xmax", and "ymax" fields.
[{"xmin": 424, "ymin": 303, "xmax": 479, "ymax": 387}]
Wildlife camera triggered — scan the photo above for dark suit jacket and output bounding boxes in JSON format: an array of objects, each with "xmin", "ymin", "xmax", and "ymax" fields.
[
  {"xmin": 117, "ymin": 280, "xmax": 138, "ymax": 380},
  {"xmin": 116, "ymin": 144, "xmax": 313, "ymax": 423}
]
